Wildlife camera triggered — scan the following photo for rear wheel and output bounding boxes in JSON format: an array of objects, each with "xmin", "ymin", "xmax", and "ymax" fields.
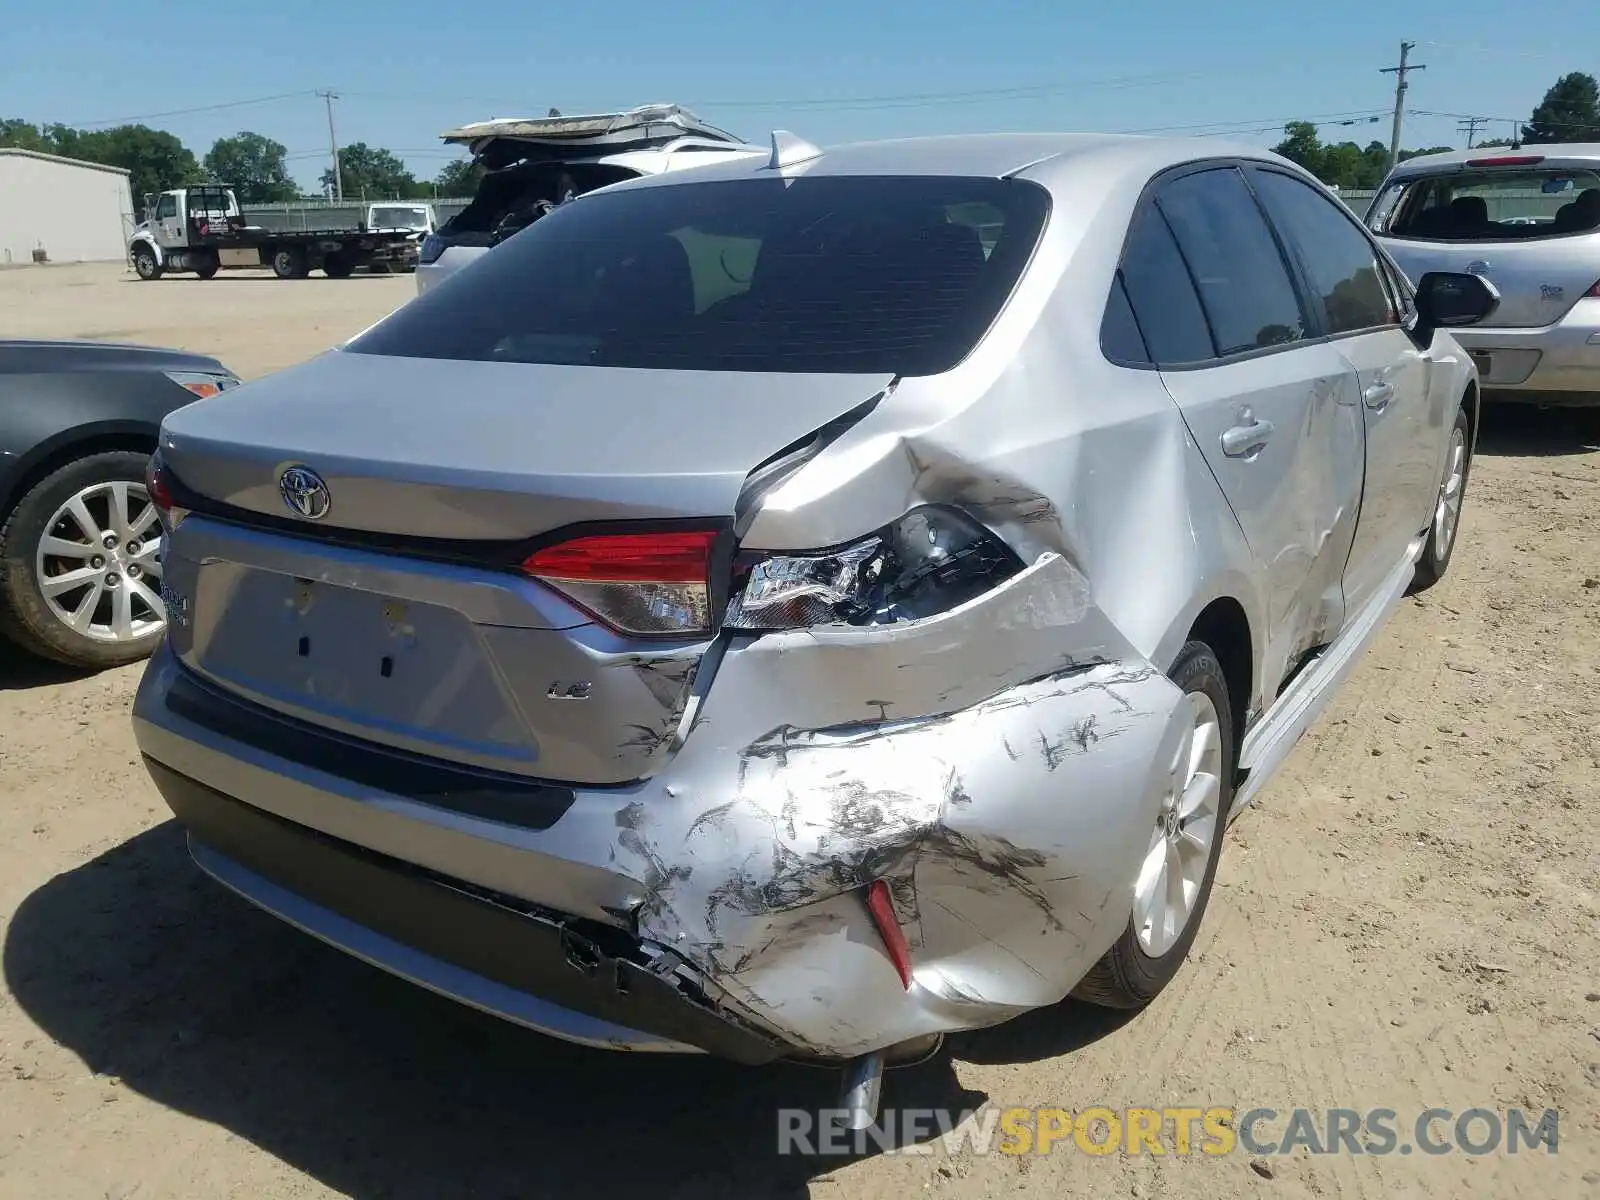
[
  {"xmin": 1410, "ymin": 403, "xmax": 1471, "ymax": 592},
  {"xmin": 131, "ymin": 245, "xmax": 161, "ymax": 280},
  {"xmin": 0, "ymin": 451, "xmax": 167, "ymax": 669},
  {"xmin": 271, "ymin": 247, "xmax": 307, "ymax": 279},
  {"xmin": 194, "ymin": 253, "xmax": 220, "ymax": 280},
  {"xmin": 323, "ymin": 252, "xmax": 355, "ymax": 279},
  {"xmin": 1072, "ymin": 640, "xmax": 1234, "ymax": 1009}
]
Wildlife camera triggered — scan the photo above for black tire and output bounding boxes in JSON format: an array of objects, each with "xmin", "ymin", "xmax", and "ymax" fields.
[
  {"xmin": 194, "ymin": 253, "xmax": 220, "ymax": 280},
  {"xmin": 323, "ymin": 253, "xmax": 355, "ymax": 279},
  {"xmin": 271, "ymin": 247, "xmax": 307, "ymax": 279},
  {"xmin": 1410, "ymin": 402, "xmax": 1472, "ymax": 593},
  {"xmin": 0, "ymin": 451, "xmax": 166, "ymax": 670},
  {"xmin": 1072, "ymin": 640, "xmax": 1236, "ymax": 1009},
  {"xmin": 131, "ymin": 245, "xmax": 162, "ymax": 280}
]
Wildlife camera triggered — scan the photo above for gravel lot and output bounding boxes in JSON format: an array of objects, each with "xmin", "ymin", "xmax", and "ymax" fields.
[{"xmin": 1, "ymin": 263, "xmax": 1597, "ymax": 1199}]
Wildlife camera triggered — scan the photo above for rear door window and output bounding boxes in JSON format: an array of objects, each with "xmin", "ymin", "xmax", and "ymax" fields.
[
  {"xmin": 350, "ymin": 174, "xmax": 1051, "ymax": 376},
  {"xmin": 1376, "ymin": 166, "xmax": 1600, "ymax": 240},
  {"xmin": 1156, "ymin": 167, "xmax": 1309, "ymax": 357},
  {"xmin": 1251, "ymin": 169, "xmax": 1396, "ymax": 335}
]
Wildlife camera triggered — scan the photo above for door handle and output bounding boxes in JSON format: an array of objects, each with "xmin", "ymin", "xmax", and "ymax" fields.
[
  {"xmin": 1221, "ymin": 417, "xmax": 1275, "ymax": 458},
  {"xmin": 1363, "ymin": 380, "xmax": 1395, "ymax": 411}
]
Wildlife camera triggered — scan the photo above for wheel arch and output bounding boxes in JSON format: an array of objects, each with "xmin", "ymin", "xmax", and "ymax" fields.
[
  {"xmin": 1183, "ymin": 594, "xmax": 1254, "ymax": 752},
  {"xmin": 128, "ymin": 233, "xmax": 162, "ymax": 267},
  {"xmin": 0, "ymin": 422, "xmax": 159, "ymax": 531}
]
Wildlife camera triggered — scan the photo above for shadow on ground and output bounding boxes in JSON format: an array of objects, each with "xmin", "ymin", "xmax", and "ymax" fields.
[
  {"xmin": 0, "ymin": 639, "xmax": 95, "ymax": 691},
  {"xmin": 4, "ymin": 823, "xmax": 1127, "ymax": 1197},
  {"xmin": 1475, "ymin": 401, "xmax": 1600, "ymax": 457}
]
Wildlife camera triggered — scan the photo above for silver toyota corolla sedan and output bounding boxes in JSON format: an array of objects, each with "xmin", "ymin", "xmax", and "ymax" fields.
[
  {"xmin": 132, "ymin": 130, "xmax": 1493, "ymax": 1125},
  {"xmin": 1367, "ymin": 144, "xmax": 1600, "ymax": 405}
]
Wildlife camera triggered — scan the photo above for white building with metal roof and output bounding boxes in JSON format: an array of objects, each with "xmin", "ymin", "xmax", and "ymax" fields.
[{"xmin": 0, "ymin": 148, "xmax": 136, "ymax": 266}]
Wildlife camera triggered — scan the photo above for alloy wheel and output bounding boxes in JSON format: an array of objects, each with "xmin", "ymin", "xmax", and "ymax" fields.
[
  {"xmin": 34, "ymin": 480, "xmax": 165, "ymax": 643},
  {"xmin": 1133, "ymin": 690, "xmax": 1224, "ymax": 958},
  {"xmin": 1434, "ymin": 425, "xmax": 1468, "ymax": 559}
]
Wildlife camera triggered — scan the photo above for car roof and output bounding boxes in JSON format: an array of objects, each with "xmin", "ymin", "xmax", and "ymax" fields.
[
  {"xmin": 582, "ymin": 131, "xmax": 1307, "ymax": 192},
  {"xmin": 1385, "ymin": 143, "xmax": 1600, "ymax": 178}
]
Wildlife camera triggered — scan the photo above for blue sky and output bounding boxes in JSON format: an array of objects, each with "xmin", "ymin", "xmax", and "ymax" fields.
[{"xmin": 5, "ymin": 0, "xmax": 1586, "ymax": 192}]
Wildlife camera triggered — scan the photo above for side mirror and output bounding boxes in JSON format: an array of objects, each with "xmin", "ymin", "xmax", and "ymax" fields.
[{"xmin": 1415, "ymin": 271, "xmax": 1501, "ymax": 330}]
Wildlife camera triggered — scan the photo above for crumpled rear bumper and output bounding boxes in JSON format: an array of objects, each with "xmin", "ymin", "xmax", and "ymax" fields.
[{"xmin": 134, "ymin": 554, "xmax": 1189, "ymax": 1060}]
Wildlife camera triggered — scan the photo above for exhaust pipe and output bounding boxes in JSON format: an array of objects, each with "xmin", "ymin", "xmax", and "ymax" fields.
[{"xmin": 837, "ymin": 1050, "xmax": 885, "ymax": 1131}]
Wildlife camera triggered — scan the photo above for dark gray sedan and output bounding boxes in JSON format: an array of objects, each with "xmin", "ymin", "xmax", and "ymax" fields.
[{"xmin": 0, "ymin": 340, "xmax": 239, "ymax": 668}]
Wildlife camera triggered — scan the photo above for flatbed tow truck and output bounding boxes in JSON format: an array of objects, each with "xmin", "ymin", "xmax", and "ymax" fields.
[{"xmin": 128, "ymin": 185, "xmax": 417, "ymax": 280}]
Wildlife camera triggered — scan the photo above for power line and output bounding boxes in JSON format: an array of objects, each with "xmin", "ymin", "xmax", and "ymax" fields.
[{"xmin": 70, "ymin": 90, "xmax": 318, "ymax": 129}]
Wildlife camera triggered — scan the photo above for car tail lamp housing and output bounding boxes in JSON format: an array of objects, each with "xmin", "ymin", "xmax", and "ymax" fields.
[
  {"xmin": 1465, "ymin": 155, "xmax": 1545, "ymax": 168},
  {"xmin": 521, "ymin": 529, "xmax": 722, "ymax": 637},
  {"xmin": 724, "ymin": 505, "xmax": 1024, "ymax": 632}
]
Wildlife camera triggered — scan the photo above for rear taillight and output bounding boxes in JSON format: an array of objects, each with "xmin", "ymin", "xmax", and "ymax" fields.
[
  {"xmin": 1465, "ymin": 155, "xmax": 1545, "ymax": 167},
  {"xmin": 521, "ymin": 529, "xmax": 719, "ymax": 637},
  {"xmin": 146, "ymin": 452, "xmax": 173, "ymax": 512}
]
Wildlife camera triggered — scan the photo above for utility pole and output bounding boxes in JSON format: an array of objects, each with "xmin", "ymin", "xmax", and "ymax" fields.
[
  {"xmin": 1381, "ymin": 41, "xmax": 1426, "ymax": 172},
  {"xmin": 1457, "ymin": 115, "xmax": 1485, "ymax": 149},
  {"xmin": 317, "ymin": 89, "xmax": 343, "ymax": 201}
]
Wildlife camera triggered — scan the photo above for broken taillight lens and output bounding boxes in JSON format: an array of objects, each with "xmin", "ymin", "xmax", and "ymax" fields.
[
  {"xmin": 725, "ymin": 505, "xmax": 1023, "ymax": 632},
  {"xmin": 865, "ymin": 879, "xmax": 914, "ymax": 989},
  {"xmin": 521, "ymin": 530, "xmax": 719, "ymax": 637}
]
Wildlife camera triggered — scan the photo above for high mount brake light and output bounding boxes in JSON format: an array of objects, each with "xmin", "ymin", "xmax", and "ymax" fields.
[
  {"xmin": 521, "ymin": 530, "xmax": 720, "ymax": 637},
  {"xmin": 1465, "ymin": 155, "xmax": 1545, "ymax": 167}
]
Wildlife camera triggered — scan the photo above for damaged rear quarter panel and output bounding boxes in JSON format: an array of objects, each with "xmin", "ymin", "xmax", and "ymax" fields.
[{"xmin": 605, "ymin": 555, "xmax": 1187, "ymax": 1057}]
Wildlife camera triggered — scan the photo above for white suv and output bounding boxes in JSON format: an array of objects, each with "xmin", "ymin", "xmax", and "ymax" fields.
[{"xmin": 416, "ymin": 105, "xmax": 763, "ymax": 294}]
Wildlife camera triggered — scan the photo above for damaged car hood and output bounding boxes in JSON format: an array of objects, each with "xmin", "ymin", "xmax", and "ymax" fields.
[{"xmin": 158, "ymin": 350, "xmax": 894, "ymax": 539}]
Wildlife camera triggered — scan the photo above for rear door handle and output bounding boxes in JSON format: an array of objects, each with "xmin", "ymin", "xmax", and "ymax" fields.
[
  {"xmin": 1221, "ymin": 417, "xmax": 1275, "ymax": 458},
  {"xmin": 1363, "ymin": 380, "xmax": 1395, "ymax": 411}
]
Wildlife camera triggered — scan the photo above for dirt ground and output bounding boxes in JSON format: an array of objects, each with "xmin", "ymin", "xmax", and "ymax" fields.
[{"xmin": 0, "ymin": 262, "xmax": 1596, "ymax": 1199}]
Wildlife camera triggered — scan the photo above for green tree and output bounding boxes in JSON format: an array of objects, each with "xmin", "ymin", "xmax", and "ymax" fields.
[
  {"xmin": 204, "ymin": 131, "xmax": 297, "ymax": 202},
  {"xmin": 70, "ymin": 125, "xmax": 199, "ymax": 202},
  {"xmin": 1273, "ymin": 123, "xmax": 1453, "ymax": 186},
  {"xmin": 322, "ymin": 143, "xmax": 420, "ymax": 199},
  {"xmin": 1522, "ymin": 72, "xmax": 1600, "ymax": 144},
  {"xmin": 0, "ymin": 118, "xmax": 51, "ymax": 152},
  {"xmin": 433, "ymin": 158, "xmax": 480, "ymax": 198}
]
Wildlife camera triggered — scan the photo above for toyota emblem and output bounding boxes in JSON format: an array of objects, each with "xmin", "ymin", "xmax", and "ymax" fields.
[{"xmin": 278, "ymin": 465, "xmax": 332, "ymax": 520}]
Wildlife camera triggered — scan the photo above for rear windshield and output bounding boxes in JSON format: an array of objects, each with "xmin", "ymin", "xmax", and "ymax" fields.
[
  {"xmin": 371, "ymin": 206, "xmax": 428, "ymax": 228},
  {"xmin": 351, "ymin": 174, "xmax": 1050, "ymax": 376},
  {"xmin": 1370, "ymin": 166, "xmax": 1600, "ymax": 241}
]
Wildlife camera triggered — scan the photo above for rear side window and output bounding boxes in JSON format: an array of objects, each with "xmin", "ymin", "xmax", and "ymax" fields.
[
  {"xmin": 1251, "ymin": 170, "xmax": 1395, "ymax": 335},
  {"xmin": 1116, "ymin": 206, "xmax": 1215, "ymax": 365},
  {"xmin": 1099, "ymin": 274, "xmax": 1151, "ymax": 364},
  {"xmin": 1157, "ymin": 168, "xmax": 1308, "ymax": 356},
  {"xmin": 351, "ymin": 175, "xmax": 1051, "ymax": 376},
  {"xmin": 1376, "ymin": 166, "xmax": 1600, "ymax": 241}
]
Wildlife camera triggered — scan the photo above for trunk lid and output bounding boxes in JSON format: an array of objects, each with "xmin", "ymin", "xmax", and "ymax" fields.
[
  {"xmin": 157, "ymin": 350, "xmax": 892, "ymax": 784},
  {"xmin": 160, "ymin": 349, "xmax": 893, "ymax": 539}
]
